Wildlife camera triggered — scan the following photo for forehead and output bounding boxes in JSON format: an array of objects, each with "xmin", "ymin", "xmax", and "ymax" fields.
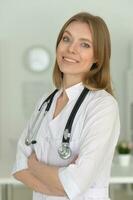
[{"xmin": 64, "ymin": 21, "xmax": 92, "ymax": 39}]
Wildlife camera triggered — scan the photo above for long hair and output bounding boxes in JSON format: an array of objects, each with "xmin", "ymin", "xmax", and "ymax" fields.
[{"xmin": 53, "ymin": 12, "xmax": 113, "ymax": 95}]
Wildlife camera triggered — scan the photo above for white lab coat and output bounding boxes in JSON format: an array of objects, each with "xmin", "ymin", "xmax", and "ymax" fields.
[{"xmin": 12, "ymin": 82, "xmax": 120, "ymax": 200}]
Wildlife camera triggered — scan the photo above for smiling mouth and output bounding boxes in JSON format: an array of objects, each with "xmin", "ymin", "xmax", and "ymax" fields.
[{"xmin": 63, "ymin": 56, "xmax": 79, "ymax": 63}]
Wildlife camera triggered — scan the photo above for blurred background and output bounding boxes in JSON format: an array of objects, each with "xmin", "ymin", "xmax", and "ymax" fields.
[{"xmin": 0, "ymin": 0, "xmax": 133, "ymax": 199}]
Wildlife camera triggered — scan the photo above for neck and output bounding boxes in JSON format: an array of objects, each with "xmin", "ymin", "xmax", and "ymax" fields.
[{"xmin": 62, "ymin": 74, "xmax": 82, "ymax": 89}]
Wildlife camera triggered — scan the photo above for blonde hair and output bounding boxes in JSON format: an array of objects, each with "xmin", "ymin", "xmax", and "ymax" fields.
[{"xmin": 53, "ymin": 12, "xmax": 113, "ymax": 95}]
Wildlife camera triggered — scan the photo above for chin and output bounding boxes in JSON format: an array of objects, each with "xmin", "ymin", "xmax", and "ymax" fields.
[
  {"xmin": 60, "ymin": 68, "xmax": 77, "ymax": 75},
  {"xmin": 59, "ymin": 65, "xmax": 77, "ymax": 73}
]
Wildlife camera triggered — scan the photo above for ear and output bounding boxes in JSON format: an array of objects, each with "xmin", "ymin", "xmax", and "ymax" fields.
[{"xmin": 90, "ymin": 62, "xmax": 97, "ymax": 71}]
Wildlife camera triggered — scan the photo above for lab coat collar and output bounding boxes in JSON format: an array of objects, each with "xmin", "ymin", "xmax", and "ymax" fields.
[{"xmin": 64, "ymin": 82, "xmax": 84, "ymax": 101}]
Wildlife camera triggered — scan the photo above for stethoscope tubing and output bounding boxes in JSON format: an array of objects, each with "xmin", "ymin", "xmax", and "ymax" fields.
[
  {"xmin": 25, "ymin": 89, "xmax": 58, "ymax": 145},
  {"xmin": 63, "ymin": 87, "xmax": 89, "ymax": 143},
  {"xmin": 25, "ymin": 87, "xmax": 89, "ymax": 159}
]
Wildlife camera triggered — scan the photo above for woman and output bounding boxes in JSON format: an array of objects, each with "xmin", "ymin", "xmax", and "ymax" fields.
[{"xmin": 12, "ymin": 12, "xmax": 120, "ymax": 200}]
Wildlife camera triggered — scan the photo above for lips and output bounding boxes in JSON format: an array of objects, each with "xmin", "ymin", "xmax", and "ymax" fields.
[{"xmin": 63, "ymin": 56, "xmax": 79, "ymax": 63}]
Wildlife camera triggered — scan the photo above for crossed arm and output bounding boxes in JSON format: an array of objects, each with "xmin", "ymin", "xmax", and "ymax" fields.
[{"xmin": 13, "ymin": 152, "xmax": 67, "ymax": 196}]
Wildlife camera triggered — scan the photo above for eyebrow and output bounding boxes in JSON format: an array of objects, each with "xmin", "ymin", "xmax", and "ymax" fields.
[{"xmin": 63, "ymin": 30, "xmax": 93, "ymax": 44}]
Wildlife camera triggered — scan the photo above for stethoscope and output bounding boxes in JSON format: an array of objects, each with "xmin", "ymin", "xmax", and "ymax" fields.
[{"xmin": 25, "ymin": 87, "xmax": 89, "ymax": 160}]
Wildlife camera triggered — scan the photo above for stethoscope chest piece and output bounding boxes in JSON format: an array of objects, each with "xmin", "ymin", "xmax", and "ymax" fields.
[{"xmin": 58, "ymin": 143, "xmax": 72, "ymax": 160}]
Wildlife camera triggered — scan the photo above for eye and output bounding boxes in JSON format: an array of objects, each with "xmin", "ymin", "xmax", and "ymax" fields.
[
  {"xmin": 62, "ymin": 35, "xmax": 70, "ymax": 42},
  {"xmin": 81, "ymin": 43, "xmax": 91, "ymax": 48}
]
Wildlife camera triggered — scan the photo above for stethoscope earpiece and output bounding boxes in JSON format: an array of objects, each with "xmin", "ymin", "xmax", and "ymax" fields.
[
  {"xmin": 31, "ymin": 140, "xmax": 37, "ymax": 144},
  {"xmin": 25, "ymin": 139, "xmax": 37, "ymax": 146},
  {"xmin": 25, "ymin": 139, "xmax": 30, "ymax": 146}
]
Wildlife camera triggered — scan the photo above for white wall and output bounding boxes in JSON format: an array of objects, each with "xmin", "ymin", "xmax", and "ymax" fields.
[{"xmin": 0, "ymin": 0, "xmax": 133, "ymax": 170}]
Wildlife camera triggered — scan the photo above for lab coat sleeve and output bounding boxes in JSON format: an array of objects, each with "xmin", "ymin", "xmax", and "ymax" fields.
[
  {"xmin": 12, "ymin": 96, "xmax": 45, "ymax": 174},
  {"xmin": 58, "ymin": 96, "xmax": 120, "ymax": 200},
  {"xmin": 12, "ymin": 123, "xmax": 33, "ymax": 174}
]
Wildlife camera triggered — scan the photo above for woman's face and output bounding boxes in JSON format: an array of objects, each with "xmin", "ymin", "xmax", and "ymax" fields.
[{"xmin": 56, "ymin": 21, "xmax": 95, "ymax": 79}]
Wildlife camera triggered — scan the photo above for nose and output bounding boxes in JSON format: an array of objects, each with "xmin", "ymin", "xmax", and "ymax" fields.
[{"xmin": 68, "ymin": 42, "xmax": 77, "ymax": 54}]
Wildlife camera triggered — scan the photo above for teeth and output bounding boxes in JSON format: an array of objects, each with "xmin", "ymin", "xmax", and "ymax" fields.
[{"xmin": 63, "ymin": 57, "xmax": 77, "ymax": 63}]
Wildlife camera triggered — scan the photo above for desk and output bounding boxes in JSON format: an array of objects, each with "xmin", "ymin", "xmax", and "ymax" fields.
[
  {"xmin": 110, "ymin": 163, "xmax": 133, "ymax": 184},
  {"xmin": 110, "ymin": 161, "xmax": 133, "ymax": 199}
]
